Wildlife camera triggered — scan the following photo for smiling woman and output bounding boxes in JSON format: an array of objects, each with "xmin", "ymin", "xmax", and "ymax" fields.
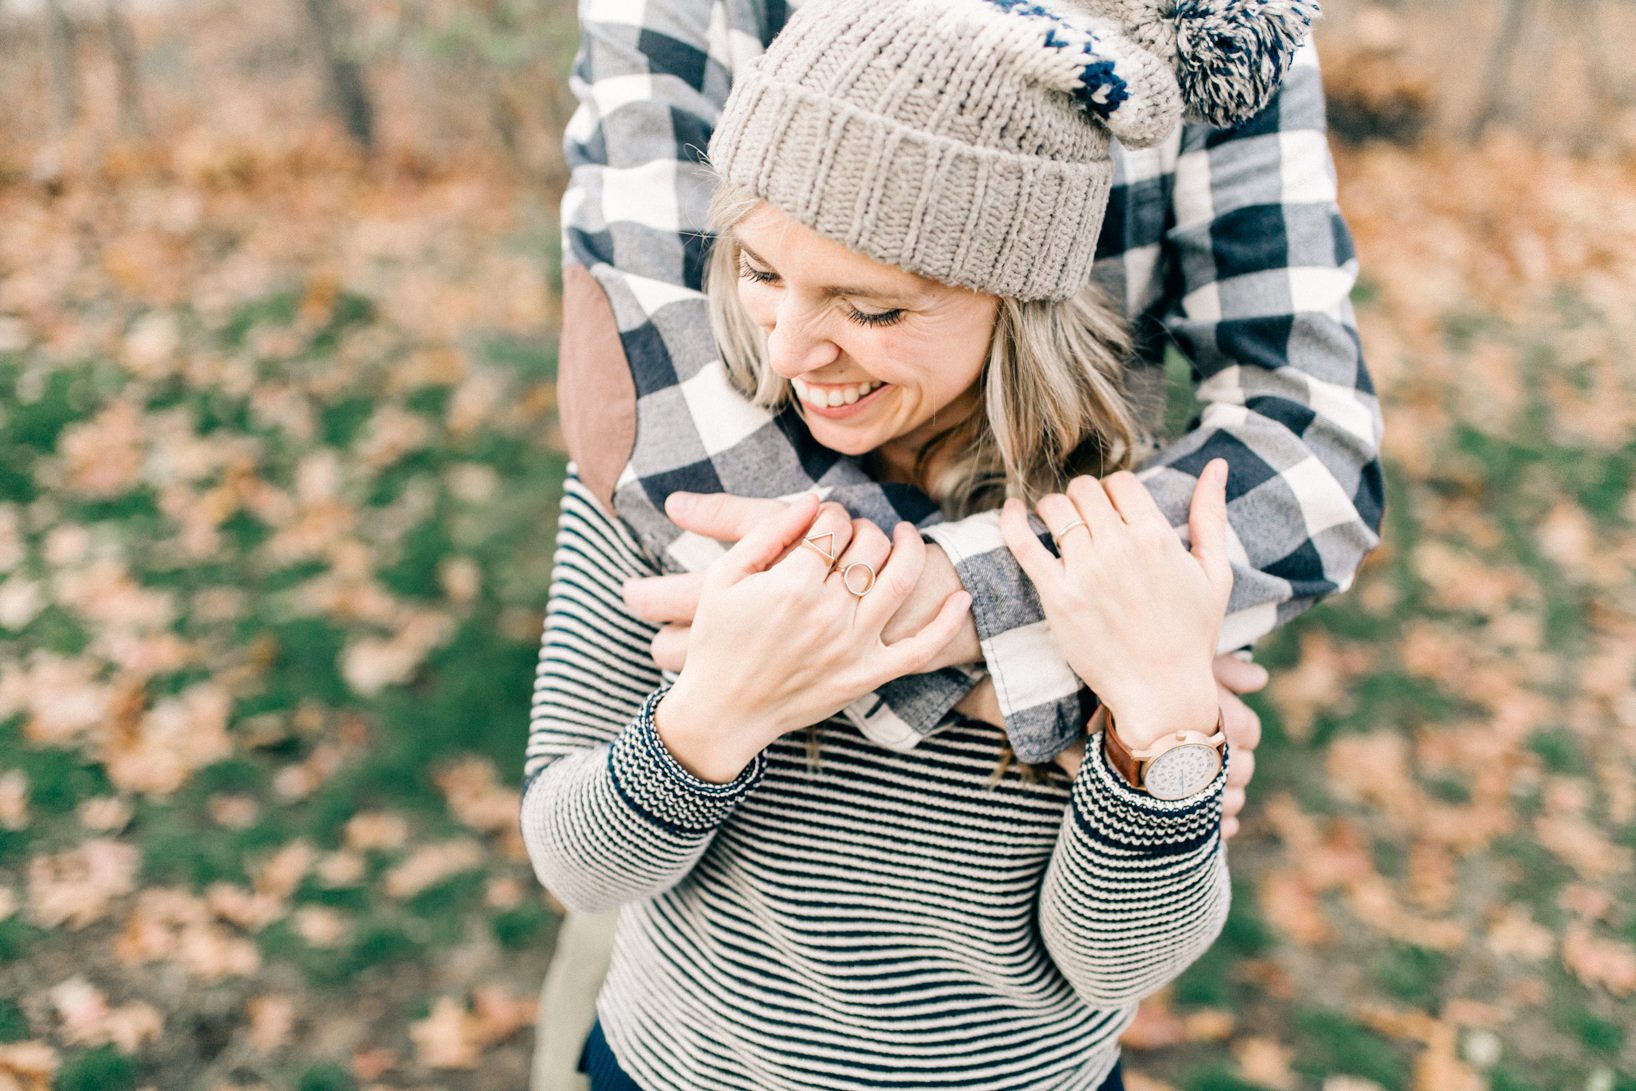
[
  {"xmin": 706, "ymin": 187, "xmax": 1142, "ymax": 518},
  {"xmin": 522, "ymin": 0, "xmax": 1320, "ymax": 1087}
]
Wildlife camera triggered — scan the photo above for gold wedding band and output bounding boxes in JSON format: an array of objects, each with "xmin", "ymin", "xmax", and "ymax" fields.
[
  {"xmin": 800, "ymin": 530, "xmax": 837, "ymax": 568},
  {"xmin": 842, "ymin": 561, "xmax": 877, "ymax": 597},
  {"xmin": 1051, "ymin": 519, "xmax": 1089, "ymax": 549}
]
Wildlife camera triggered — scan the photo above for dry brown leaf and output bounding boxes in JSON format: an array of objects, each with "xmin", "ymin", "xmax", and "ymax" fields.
[
  {"xmin": 344, "ymin": 811, "xmax": 410, "ymax": 853},
  {"xmin": 246, "ymin": 995, "xmax": 295, "ymax": 1054},
  {"xmin": 468, "ymin": 987, "xmax": 538, "ymax": 1048},
  {"xmin": 1260, "ymin": 868, "xmax": 1330, "ymax": 947},
  {"xmin": 27, "ymin": 840, "xmax": 140, "ymax": 929},
  {"xmin": 409, "ymin": 997, "xmax": 480, "ymax": 1070},
  {"xmin": 0, "ymin": 771, "xmax": 28, "ymax": 830},
  {"xmin": 47, "ymin": 977, "xmax": 161, "ymax": 1053},
  {"xmin": 253, "ymin": 841, "xmax": 316, "ymax": 900},
  {"xmin": 0, "ymin": 1041, "xmax": 59, "ymax": 1091},
  {"xmin": 383, "ymin": 839, "xmax": 484, "ymax": 899},
  {"xmin": 1561, "ymin": 924, "xmax": 1636, "ymax": 996},
  {"xmin": 1234, "ymin": 1036, "xmax": 1295, "ymax": 1090},
  {"xmin": 1412, "ymin": 1022, "xmax": 1483, "ymax": 1091},
  {"xmin": 1120, "ymin": 992, "xmax": 1186, "ymax": 1051},
  {"xmin": 436, "ymin": 758, "xmax": 518, "ymax": 835},
  {"xmin": 1486, "ymin": 907, "xmax": 1555, "ymax": 962},
  {"xmin": 351, "ymin": 1048, "xmax": 398, "ymax": 1081}
]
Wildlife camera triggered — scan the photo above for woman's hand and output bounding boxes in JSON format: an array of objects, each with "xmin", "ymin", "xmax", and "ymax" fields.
[
  {"xmin": 655, "ymin": 494, "xmax": 972, "ymax": 782},
  {"xmin": 998, "ymin": 460, "xmax": 1233, "ymax": 751}
]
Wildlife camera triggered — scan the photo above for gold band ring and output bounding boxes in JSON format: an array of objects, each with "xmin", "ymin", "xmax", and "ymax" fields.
[
  {"xmin": 800, "ymin": 530, "xmax": 838, "ymax": 568},
  {"xmin": 842, "ymin": 561, "xmax": 877, "ymax": 597},
  {"xmin": 1051, "ymin": 519, "xmax": 1089, "ymax": 550}
]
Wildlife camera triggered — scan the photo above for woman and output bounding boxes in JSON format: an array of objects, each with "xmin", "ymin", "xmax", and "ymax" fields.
[{"xmin": 523, "ymin": 0, "xmax": 1314, "ymax": 1087}]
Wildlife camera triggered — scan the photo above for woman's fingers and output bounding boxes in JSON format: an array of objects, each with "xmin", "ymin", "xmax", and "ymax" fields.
[
  {"xmin": 1100, "ymin": 470, "xmax": 1172, "ymax": 535},
  {"xmin": 1187, "ymin": 459, "xmax": 1233, "ymax": 605},
  {"xmin": 717, "ymin": 492, "xmax": 821, "ymax": 581},
  {"xmin": 999, "ymin": 497, "xmax": 1058, "ymax": 586},
  {"xmin": 1064, "ymin": 474, "xmax": 1125, "ymax": 539},
  {"xmin": 1034, "ymin": 492, "xmax": 1092, "ymax": 559},
  {"xmin": 836, "ymin": 519, "xmax": 894, "ymax": 615},
  {"xmin": 773, "ymin": 500, "xmax": 856, "ymax": 582}
]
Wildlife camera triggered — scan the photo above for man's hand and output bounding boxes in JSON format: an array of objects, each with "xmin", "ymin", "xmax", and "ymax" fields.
[
  {"xmin": 956, "ymin": 654, "xmax": 1265, "ymax": 840},
  {"xmin": 1214, "ymin": 653, "xmax": 1266, "ymax": 839},
  {"xmin": 623, "ymin": 491, "xmax": 981, "ymax": 672}
]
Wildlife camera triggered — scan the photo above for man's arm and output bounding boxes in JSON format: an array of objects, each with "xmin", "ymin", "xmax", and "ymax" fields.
[{"xmin": 917, "ymin": 44, "xmax": 1383, "ymax": 762}]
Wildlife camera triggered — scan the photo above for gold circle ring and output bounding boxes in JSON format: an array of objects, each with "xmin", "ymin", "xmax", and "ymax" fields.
[{"xmin": 842, "ymin": 561, "xmax": 877, "ymax": 597}]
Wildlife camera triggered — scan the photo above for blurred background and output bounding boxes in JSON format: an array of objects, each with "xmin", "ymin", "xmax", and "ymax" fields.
[{"xmin": 0, "ymin": 1, "xmax": 1633, "ymax": 1088}]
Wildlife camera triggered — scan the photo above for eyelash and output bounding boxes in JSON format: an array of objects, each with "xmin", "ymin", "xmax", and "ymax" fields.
[{"xmin": 736, "ymin": 256, "xmax": 906, "ymax": 329}]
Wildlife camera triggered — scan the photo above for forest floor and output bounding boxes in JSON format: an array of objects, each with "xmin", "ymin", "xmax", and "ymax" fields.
[{"xmin": 2, "ymin": 49, "xmax": 1636, "ymax": 1091}]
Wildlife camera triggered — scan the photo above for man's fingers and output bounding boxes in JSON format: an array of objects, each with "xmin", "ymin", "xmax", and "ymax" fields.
[
  {"xmin": 622, "ymin": 571, "xmax": 705, "ymax": 625},
  {"xmin": 649, "ymin": 624, "xmax": 690, "ymax": 673},
  {"xmin": 667, "ymin": 490, "xmax": 795, "ymax": 543},
  {"xmin": 1223, "ymin": 786, "xmax": 1246, "ymax": 824},
  {"xmin": 1213, "ymin": 652, "xmax": 1269, "ymax": 695},
  {"xmin": 1225, "ymin": 744, "xmax": 1255, "ymax": 790},
  {"xmin": 1218, "ymin": 686, "xmax": 1263, "ymax": 753},
  {"xmin": 881, "ymin": 587, "xmax": 972, "ymax": 679}
]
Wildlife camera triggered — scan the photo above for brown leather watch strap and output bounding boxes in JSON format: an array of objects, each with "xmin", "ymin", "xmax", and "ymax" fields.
[
  {"xmin": 1101, "ymin": 709, "xmax": 1142, "ymax": 787},
  {"xmin": 1100, "ymin": 706, "xmax": 1226, "ymax": 791}
]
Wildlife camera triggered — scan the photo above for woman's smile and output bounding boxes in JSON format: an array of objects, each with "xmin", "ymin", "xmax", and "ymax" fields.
[{"xmin": 791, "ymin": 376, "xmax": 890, "ymax": 417}]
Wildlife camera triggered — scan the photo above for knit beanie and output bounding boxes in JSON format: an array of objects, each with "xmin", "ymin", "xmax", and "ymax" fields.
[{"xmin": 709, "ymin": 0, "xmax": 1318, "ymax": 301}]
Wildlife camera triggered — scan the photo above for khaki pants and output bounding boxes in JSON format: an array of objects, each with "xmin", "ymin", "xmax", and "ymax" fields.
[{"xmin": 531, "ymin": 909, "xmax": 619, "ymax": 1091}]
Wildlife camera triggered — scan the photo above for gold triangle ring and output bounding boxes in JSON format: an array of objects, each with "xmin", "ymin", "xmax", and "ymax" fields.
[{"xmin": 800, "ymin": 530, "xmax": 837, "ymax": 567}]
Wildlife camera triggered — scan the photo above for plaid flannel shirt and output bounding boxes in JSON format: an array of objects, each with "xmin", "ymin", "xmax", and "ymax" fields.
[{"xmin": 557, "ymin": 0, "xmax": 1385, "ymax": 764}]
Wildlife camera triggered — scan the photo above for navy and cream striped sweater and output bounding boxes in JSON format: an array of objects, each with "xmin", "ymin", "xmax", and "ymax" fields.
[{"xmin": 521, "ymin": 477, "xmax": 1230, "ymax": 1091}]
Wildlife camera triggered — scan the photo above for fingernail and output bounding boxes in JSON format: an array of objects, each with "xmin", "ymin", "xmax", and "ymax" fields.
[{"xmin": 668, "ymin": 492, "xmax": 695, "ymax": 515}]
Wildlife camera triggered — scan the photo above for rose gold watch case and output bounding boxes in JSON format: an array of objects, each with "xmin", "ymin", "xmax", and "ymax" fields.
[{"xmin": 1101, "ymin": 708, "xmax": 1225, "ymax": 801}]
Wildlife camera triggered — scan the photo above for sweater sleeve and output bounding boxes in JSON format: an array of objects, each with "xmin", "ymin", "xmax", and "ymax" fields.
[
  {"xmin": 1037, "ymin": 735, "xmax": 1231, "ymax": 1008},
  {"xmin": 520, "ymin": 474, "xmax": 765, "ymax": 914}
]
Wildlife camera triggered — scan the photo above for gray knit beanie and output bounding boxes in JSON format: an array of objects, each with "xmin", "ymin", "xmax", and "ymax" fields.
[{"xmin": 709, "ymin": 0, "xmax": 1318, "ymax": 301}]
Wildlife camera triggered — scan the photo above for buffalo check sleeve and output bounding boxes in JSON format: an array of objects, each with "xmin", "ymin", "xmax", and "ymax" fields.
[
  {"xmin": 919, "ymin": 44, "xmax": 1384, "ymax": 762},
  {"xmin": 559, "ymin": 0, "xmax": 1382, "ymax": 765}
]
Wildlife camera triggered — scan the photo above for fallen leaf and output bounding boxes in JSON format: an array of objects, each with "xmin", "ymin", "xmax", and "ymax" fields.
[
  {"xmin": 383, "ymin": 839, "xmax": 484, "ymax": 899},
  {"xmin": 409, "ymin": 997, "xmax": 480, "ymax": 1070},
  {"xmin": 27, "ymin": 840, "xmax": 140, "ymax": 929}
]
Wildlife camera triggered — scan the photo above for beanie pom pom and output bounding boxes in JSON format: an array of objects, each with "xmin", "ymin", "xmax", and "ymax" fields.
[{"xmin": 1171, "ymin": 0, "xmax": 1318, "ymax": 127}]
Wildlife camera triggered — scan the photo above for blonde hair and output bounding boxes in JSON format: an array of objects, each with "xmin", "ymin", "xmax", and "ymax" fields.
[
  {"xmin": 705, "ymin": 183, "xmax": 1148, "ymax": 520},
  {"xmin": 704, "ymin": 183, "xmax": 1151, "ymax": 782}
]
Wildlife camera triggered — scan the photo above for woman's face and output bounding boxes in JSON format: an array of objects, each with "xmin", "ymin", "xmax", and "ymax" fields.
[{"xmin": 731, "ymin": 203, "xmax": 999, "ymax": 467}]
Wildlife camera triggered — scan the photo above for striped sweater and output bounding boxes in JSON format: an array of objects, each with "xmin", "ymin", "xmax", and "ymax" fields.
[{"xmin": 521, "ymin": 477, "xmax": 1231, "ymax": 1091}]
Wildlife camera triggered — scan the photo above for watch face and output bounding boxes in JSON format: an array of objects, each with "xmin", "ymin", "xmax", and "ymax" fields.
[{"xmin": 1144, "ymin": 743, "xmax": 1222, "ymax": 801}]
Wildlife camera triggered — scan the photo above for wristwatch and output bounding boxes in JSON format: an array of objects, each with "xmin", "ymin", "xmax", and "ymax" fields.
[{"xmin": 1100, "ymin": 706, "xmax": 1225, "ymax": 801}]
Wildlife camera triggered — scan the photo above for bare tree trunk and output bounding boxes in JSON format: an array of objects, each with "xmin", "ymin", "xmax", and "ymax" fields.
[
  {"xmin": 104, "ymin": 0, "xmax": 150, "ymax": 140},
  {"xmin": 43, "ymin": 0, "xmax": 77, "ymax": 132},
  {"xmin": 301, "ymin": 0, "xmax": 376, "ymax": 151},
  {"xmin": 1470, "ymin": 0, "xmax": 1535, "ymax": 140}
]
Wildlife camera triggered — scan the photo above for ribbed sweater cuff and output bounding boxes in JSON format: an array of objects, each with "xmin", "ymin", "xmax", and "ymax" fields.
[
  {"xmin": 607, "ymin": 687, "xmax": 766, "ymax": 835},
  {"xmin": 1069, "ymin": 732, "xmax": 1226, "ymax": 855}
]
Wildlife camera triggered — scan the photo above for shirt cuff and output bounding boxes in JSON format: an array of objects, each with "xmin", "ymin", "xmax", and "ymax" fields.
[
  {"xmin": 921, "ymin": 514, "xmax": 1088, "ymax": 762},
  {"xmin": 607, "ymin": 687, "xmax": 766, "ymax": 835},
  {"xmin": 840, "ymin": 666, "xmax": 984, "ymax": 751},
  {"xmin": 1068, "ymin": 732, "xmax": 1227, "ymax": 856}
]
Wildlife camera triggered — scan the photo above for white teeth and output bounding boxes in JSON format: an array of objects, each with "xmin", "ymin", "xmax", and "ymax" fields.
[{"xmin": 793, "ymin": 377, "xmax": 883, "ymax": 409}]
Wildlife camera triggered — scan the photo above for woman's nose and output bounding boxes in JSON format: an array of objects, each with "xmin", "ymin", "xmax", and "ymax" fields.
[{"xmin": 764, "ymin": 305, "xmax": 840, "ymax": 379}]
